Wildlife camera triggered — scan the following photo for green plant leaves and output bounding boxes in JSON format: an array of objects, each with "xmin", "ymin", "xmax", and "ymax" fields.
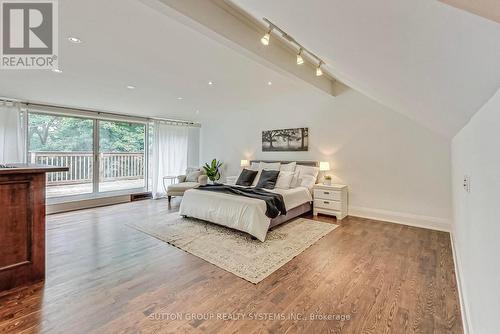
[{"xmin": 204, "ymin": 159, "xmax": 223, "ymax": 181}]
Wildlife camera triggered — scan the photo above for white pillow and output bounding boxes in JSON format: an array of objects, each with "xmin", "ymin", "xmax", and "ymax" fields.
[
  {"xmin": 249, "ymin": 163, "xmax": 260, "ymax": 186},
  {"xmin": 260, "ymin": 162, "xmax": 281, "ymax": 171},
  {"xmin": 290, "ymin": 171, "xmax": 301, "ymax": 188},
  {"xmin": 186, "ymin": 170, "xmax": 201, "ymax": 182},
  {"xmin": 296, "ymin": 165, "xmax": 319, "ymax": 179},
  {"xmin": 280, "ymin": 162, "xmax": 296, "ymax": 172},
  {"xmin": 275, "ymin": 171, "xmax": 294, "ymax": 189},
  {"xmin": 251, "ymin": 162, "xmax": 281, "ymax": 187},
  {"xmin": 299, "ymin": 174, "xmax": 316, "ymax": 191}
]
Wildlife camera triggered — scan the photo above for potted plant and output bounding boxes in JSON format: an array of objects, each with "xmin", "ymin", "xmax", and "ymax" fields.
[
  {"xmin": 323, "ymin": 175, "xmax": 332, "ymax": 186},
  {"xmin": 203, "ymin": 159, "xmax": 223, "ymax": 184}
]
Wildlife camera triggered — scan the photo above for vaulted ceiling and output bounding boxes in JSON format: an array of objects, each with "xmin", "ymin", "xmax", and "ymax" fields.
[
  {"xmin": 1, "ymin": 0, "xmax": 498, "ymax": 139},
  {"xmin": 0, "ymin": 0, "xmax": 309, "ymax": 122},
  {"xmin": 440, "ymin": 0, "xmax": 500, "ymax": 24},
  {"xmin": 232, "ymin": 0, "xmax": 500, "ymax": 137}
]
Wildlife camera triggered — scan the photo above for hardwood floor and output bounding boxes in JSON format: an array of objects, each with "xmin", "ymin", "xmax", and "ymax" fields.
[{"xmin": 0, "ymin": 199, "xmax": 463, "ymax": 333}]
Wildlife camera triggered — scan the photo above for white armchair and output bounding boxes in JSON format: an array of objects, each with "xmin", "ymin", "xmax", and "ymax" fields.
[{"xmin": 167, "ymin": 168, "xmax": 208, "ymax": 202}]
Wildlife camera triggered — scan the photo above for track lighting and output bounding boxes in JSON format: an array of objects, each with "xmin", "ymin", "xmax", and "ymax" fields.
[
  {"xmin": 296, "ymin": 49, "xmax": 304, "ymax": 65},
  {"xmin": 316, "ymin": 62, "xmax": 323, "ymax": 76},
  {"xmin": 261, "ymin": 28, "xmax": 272, "ymax": 46},
  {"xmin": 261, "ymin": 18, "xmax": 328, "ymax": 78}
]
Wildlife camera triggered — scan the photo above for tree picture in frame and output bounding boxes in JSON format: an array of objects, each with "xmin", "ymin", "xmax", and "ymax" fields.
[{"xmin": 262, "ymin": 128, "xmax": 308, "ymax": 152}]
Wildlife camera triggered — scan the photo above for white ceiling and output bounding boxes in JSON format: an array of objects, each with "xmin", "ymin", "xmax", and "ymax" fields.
[
  {"xmin": 0, "ymin": 0, "xmax": 307, "ymax": 122},
  {"xmin": 2, "ymin": 0, "xmax": 498, "ymax": 138},
  {"xmin": 232, "ymin": 0, "xmax": 500, "ymax": 137}
]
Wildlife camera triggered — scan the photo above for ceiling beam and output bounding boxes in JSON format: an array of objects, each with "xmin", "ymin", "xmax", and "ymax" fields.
[
  {"xmin": 439, "ymin": 0, "xmax": 500, "ymax": 24},
  {"xmin": 140, "ymin": 0, "xmax": 349, "ymax": 97}
]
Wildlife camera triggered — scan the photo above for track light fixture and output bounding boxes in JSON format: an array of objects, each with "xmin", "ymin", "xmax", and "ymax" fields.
[
  {"xmin": 261, "ymin": 18, "xmax": 327, "ymax": 78},
  {"xmin": 261, "ymin": 26, "xmax": 272, "ymax": 46},
  {"xmin": 316, "ymin": 62, "xmax": 323, "ymax": 76},
  {"xmin": 296, "ymin": 49, "xmax": 304, "ymax": 65}
]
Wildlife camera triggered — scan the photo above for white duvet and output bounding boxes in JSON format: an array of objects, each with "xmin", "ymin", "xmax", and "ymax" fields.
[{"xmin": 179, "ymin": 186, "xmax": 312, "ymax": 241}]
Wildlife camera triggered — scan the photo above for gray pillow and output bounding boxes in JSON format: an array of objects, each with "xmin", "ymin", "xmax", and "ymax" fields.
[
  {"xmin": 255, "ymin": 170, "xmax": 280, "ymax": 189},
  {"xmin": 236, "ymin": 169, "xmax": 258, "ymax": 187},
  {"xmin": 186, "ymin": 171, "xmax": 201, "ymax": 182}
]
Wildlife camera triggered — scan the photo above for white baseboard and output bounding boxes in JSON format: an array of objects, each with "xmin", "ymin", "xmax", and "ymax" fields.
[
  {"xmin": 450, "ymin": 232, "xmax": 472, "ymax": 334},
  {"xmin": 349, "ymin": 206, "xmax": 452, "ymax": 232},
  {"xmin": 47, "ymin": 195, "xmax": 131, "ymax": 214}
]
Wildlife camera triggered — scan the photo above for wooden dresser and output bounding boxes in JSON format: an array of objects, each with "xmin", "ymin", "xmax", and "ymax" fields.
[{"xmin": 0, "ymin": 164, "xmax": 68, "ymax": 291}]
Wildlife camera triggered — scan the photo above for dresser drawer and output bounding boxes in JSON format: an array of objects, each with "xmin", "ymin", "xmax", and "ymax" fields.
[
  {"xmin": 313, "ymin": 189, "xmax": 341, "ymax": 201},
  {"xmin": 314, "ymin": 199, "xmax": 341, "ymax": 211}
]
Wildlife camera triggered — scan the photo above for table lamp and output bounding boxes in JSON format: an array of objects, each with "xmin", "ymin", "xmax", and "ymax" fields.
[{"xmin": 319, "ymin": 161, "xmax": 331, "ymax": 185}]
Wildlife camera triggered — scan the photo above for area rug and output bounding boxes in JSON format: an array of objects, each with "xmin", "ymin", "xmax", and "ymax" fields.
[{"xmin": 126, "ymin": 214, "xmax": 338, "ymax": 283}]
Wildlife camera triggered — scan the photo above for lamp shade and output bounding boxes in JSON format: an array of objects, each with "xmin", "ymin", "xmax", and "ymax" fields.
[
  {"xmin": 319, "ymin": 161, "xmax": 330, "ymax": 171},
  {"xmin": 240, "ymin": 160, "xmax": 250, "ymax": 167}
]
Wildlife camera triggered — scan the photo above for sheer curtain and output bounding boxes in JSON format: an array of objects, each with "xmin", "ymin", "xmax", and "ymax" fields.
[
  {"xmin": 187, "ymin": 126, "xmax": 200, "ymax": 168},
  {"xmin": 0, "ymin": 102, "xmax": 25, "ymax": 163},
  {"xmin": 151, "ymin": 121, "xmax": 190, "ymax": 198}
]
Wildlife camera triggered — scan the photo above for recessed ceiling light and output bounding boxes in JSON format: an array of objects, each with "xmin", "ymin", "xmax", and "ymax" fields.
[
  {"xmin": 208, "ymin": 81, "xmax": 214, "ymax": 85},
  {"xmin": 267, "ymin": 81, "xmax": 272, "ymax": 86},
  {"xmin": 52, "ymin": 68, "xmax": 63, "ymax": 73},
  {"xmin": 126, "ymin": 85, "xmax": 136, "ymax": 89},
  {"xmin": 177, "ymin": 97, "xmax": 184, "ymax": 100},
  {"xmin": 68, "ymin": 36, "xmax": 82, "ymax": 44},
  {"xmin": 196, "ymin": 110, "xmax": 200, "ymax": 114}
]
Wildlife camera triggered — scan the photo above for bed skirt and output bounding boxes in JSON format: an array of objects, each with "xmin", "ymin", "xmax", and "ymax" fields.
[{"xmin": 269, "ymin": 202, "xmax": 312, "ymax": 228}]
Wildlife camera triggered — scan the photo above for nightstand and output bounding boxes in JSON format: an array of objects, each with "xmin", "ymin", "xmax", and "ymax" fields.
[
  {"xmin": 313, "ymin": 184, "xmax": 348, "ymax": 220},
  {"xmin": 225, "ymin": 175, "xmax": 238, "ymax": 185}
]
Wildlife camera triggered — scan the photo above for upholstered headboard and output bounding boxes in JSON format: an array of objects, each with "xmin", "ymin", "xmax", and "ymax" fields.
[{"xmin": 249, "ymin": 160, "xmax": 319, "ymax": 167}]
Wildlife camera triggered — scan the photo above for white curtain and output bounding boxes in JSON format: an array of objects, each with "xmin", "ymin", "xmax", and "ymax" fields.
[
  {"xmin": 151, "ymin": 121, "xmax": 189, "ymax": 198},
  {"xmin": 187, "ymin": 126, "xmax": 200, "ymax": 168},
  {"xmin": 0, "ymin": 102, "xmax": 25, "ymax": 163}
]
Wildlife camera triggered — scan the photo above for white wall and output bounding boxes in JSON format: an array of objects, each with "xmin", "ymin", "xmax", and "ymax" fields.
[
  {"xmin": 451, "ymin": 88, "xmax": 500, "ymax": 334},
  {"xmin": 200, "ymin": 87, "xmax": 452, "ymax": 230}
]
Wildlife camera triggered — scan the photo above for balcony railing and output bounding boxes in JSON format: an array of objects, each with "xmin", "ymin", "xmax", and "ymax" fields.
[{"xmin": 29, "ymin": 151, "xmax": 145, "ymax": 186}]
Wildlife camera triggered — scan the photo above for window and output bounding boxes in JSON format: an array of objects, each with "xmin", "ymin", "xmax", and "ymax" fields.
[
  {"xmin": 98, "ymin": 120, "xmax": 146, "ymax": 192},
  {"xmin": 28, "ymin": 113, "xmax": 94, "ymax": 198},
  {"xmin": 27, "ymin": 112, "xmax": 148, "ymax": 199}
]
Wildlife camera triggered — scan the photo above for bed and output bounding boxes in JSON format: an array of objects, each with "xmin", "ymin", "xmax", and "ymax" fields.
[{"xmin": 179, "ymin": 160, "xmax": 318, "ymax": 241}]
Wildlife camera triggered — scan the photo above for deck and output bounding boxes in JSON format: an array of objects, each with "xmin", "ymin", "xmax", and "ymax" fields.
[{"xmin": 46, "ymin": 179, "xmax": 146, "ymax": 197}]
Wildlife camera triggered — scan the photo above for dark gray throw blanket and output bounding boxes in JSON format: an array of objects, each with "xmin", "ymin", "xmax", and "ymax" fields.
[{"xmin": 196, "ymin": 184, "xmax": 286, "ymax": 218}]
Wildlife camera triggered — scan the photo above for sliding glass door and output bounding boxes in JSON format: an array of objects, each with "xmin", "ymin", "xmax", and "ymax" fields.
[
  {"xmin": 27, "ymin": 112, "xmax": 148, "ymax": 199},
  {"xmin": 98, "ymin": 120, "xmax": 146, "ymax": 192},
  {"xmin": 28, "ymin": 114, "xmax": 94, "ymax": 198}
]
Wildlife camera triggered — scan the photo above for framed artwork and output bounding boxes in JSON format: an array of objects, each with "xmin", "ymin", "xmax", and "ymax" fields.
[{"xmin": 262, "ymin": 128, "xmax": 308, "ymax": 152}]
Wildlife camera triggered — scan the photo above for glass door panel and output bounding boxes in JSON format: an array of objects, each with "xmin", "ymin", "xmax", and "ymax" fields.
[
  {"xmin": 28, "ymin": 113, "xmax": 94, "ymax": 198},
  {"xmin": 98, "ymin": 120, "xmax": 146, "ymax": 192}
]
